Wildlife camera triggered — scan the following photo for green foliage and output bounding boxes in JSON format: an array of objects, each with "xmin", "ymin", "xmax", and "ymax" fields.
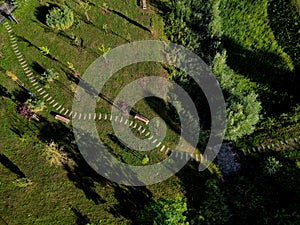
[
  {"xmin": 25, "ymin": 98, "xmax": 45, "ymax": 112},
  {"xmin": 141, "ymin": 155, "xmax": 149, "ymax": 165},
  {"xmin": 194, "ymin": 179, "xmax": 231, "ymax": 225},
  {"xmin": 212, "ymin": 51, "xmax": 262, "ymax": 141},
  {"xmin": 41, "ymin": 69, "xmax": 59, "ymax": 82},
  {"xmin": 46, "ymin": 5, "xmax": 74, "ymax": 30},
  {"xmin": 13, "ymin": 178, "xmax": 33, "ymax": 188},
  {"xmin": 263, "ymin": 156, "xmax": 283, "ymax": 175},
  {"xmin": 138, "ymin": 194, "xmax": 189, "ymax": 225},
  {"xmin": 98, "ymin": 44, "xmax": 111, "ymax": 56},
  {"xmin": 67, "ymin": 61, "xmax": 76, "ymax": 71},
  {"xmin": 39, "ymin": 46, "xmax": 50, "ymax": 55}
]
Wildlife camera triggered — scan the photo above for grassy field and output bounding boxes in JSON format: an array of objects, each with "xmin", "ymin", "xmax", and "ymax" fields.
[
  {"xmin": 1, "ymin": 0, "xmax": 300, "ymax": 224},
  {"xmin": 0, "ymin": 0, "xmax": 202, "ymax": 224}
]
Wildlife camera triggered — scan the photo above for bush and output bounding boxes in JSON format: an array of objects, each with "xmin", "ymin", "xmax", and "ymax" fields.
[
  {"xmin": 41, "ymin": 69, "xmax": 59, "ymax": 82},
  {"xmin": 137, "ymin": 194, "xmax": 189, "ymax": 225},
  {"xmin": 46, "ymin": 6, "xmax": 74, "ymax": 30}
]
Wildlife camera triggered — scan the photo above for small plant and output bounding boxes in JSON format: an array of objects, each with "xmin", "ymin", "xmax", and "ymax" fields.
[
  {"xmin": 25, "ymin": 98, "xmax": 45, "ymax": 112},
  {"xmin": 102, "ymin": 23, "xmax": 108, "ymax": 34},
  {"xmin": 67, "ymin": 61, "xmax": 76, "ymax": 71},
  {"xmin": 16, "ymin": 103, "xmax": 34, "ymax": 120},
  {"xmin": 44, "ymin": 141, "xmax": 68, "ymax": 166},
  {"xmin": 46, "ymin": 5, "xmax": 74, "ymax": 30},
  {"xmin": 41, "ymin": 69, "xmax": 59, "ymax": 82},
  {"xmin": 98, "ymin": 44, "xmax": 110, "ymax": 56},
  {"xmin": 13, "ymin": 178, "xmax": 33, "ymax": 188},
  {"xmin": 264, "ymin": 156, "xmax": 283, "ymax": 175},
  {"xmin": 79, "ymin": 0, "xmax": 91, "ymax": 22},
  {"xmin": 141, "ymin": 155, "xmax": 149, "ymax": 165},
  {"xmin": 39, "ymin": 46, "xmax": 50, "ymax": 55}
]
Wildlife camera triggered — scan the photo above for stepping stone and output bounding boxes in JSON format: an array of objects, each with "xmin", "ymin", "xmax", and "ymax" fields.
[
  {"xmin": 94, "ymin": 113, "xmax": 96, "ymax": 120},
  {"xmin": 56, "ymin": 105, "xmax": 62, "ymax": 111},
  {"xmin": 68, "ymin": 111, "xmax": 73, "ymax": 117},
  {"xmin": 138, "ymin": 125, "xmax": 142, "ymax": 131},
  {"xmin": 32, "ymin": 82, "xmax": 39, "ymax": 86},
  {"xmin": 133, "ymin": 123, "xmax": 137, "ymax": 128},
  {"xmin": 98, "ymin": 113, "xmax": 102, "ymax": 120},
  {"xmin": 53, "ymin": 102, "xmax": 58, "ymax": 107},
  {"xmin": 60, "ymin": 108, "xmax": 65, "ymax": 114},
  {"xmin": 78, "ymin": 113, "xmax": 82, "ymax": 120},
  {"xmin": 160, "ymin": 145, "xmax": 165, "ymax": 152},
  {"xmin": 49, "ymin": 100, "xmax": 55, "ymax": 104},
  {"xmin": 180, "ymin": 152, "xmax": 184, "ymax": 160},
  {"xmin": 73, "ymin": 112, "xmax": 77, "ymax": 119},
  {"xmin": 114, "ymin": 116, "xmax": 118, "ymax": 121},
  {"xmin": 185, "ymin": 153, "xmax": 189, "ymax": 161},
  {"xmin": 88, "ymin": 113, "xmax": 91, "ymax": 120},
  {"xmin": 148, "ymin": 136, "xmax": 153, "ymax": 140},
  {"xmin": 196, "ymin": 154, "xmax": 199, "ymax": 162},
  {"xmin": 40, "ymin": 91, "xmax": 45, "ymax": 95},
  {"xmin": 156, "ymin": 142, "xmax": 161, "ymax": 148},
  {"xmin": 145, "ymin": 132, "xmax": 150, "ymax": 137},
  {"xmin": 120, "ymin": 117, "xmax": 123, "ymax": 123},
  {"xmin": 129, "ymin": 121, "xmax": 133, "ymax": 126},
  {"xmin": 64, "ymin": 109, "xmax": 69, "ymax": 115},
  {"xmin": 43, "ymin": 94, "xmax": 49, "ymax": 98},
  {"xmin": 124, "ymin": 119, "xmax": 128, "ymax": 125},
  {"xmin": 83, "ymin": 114, "xmax": 87, "ymax": 120},
  {"xmin": 152, "ymin": 139, "xmax": 157, "ymax": 144},
  {"xmin": 104, "ymin": 114, "xmax": 107, "ymax": 120},
  {"xmin": 110, "ymin": 115, "xmax": 113, "ymax": 120},
  {"xmin": 46, "ymin": 96, "xmax": 52, "ymax": 101}
]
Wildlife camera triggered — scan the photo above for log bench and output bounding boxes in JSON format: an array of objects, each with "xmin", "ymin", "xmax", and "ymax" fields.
[
  {"xmin": 55, "ymin": 115, "xmax": 70, "ymax": 124},
  {"xmin": 134, "ymin": 114, "xmax": 149, "ymax": 125}
]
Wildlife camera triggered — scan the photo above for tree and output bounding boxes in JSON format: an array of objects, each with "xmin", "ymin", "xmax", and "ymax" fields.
[
  {"xmin": 16, "ymin": 103, "xmax": 34, "ymax": 120},
  {"xmin": 193, "ymin": 178, "xmax": 231, "ymax": 225},
  {"xmin": 46, "ymin": 5, "xmax": 74, "ymax": 30},
  {"xmin": 212, "ymin": 51, "xmax": 262, "ymax": 141},
  {"xmin": 25, "ymin": 98, "xmax": 45, "ymax": 112},
  {"xmin": 41, "ymin": 69, "xmax": 59, "ymax": 82},
  {"xmin": 137, "ymin": 194, "xmax": 189, "ymax": 225}
]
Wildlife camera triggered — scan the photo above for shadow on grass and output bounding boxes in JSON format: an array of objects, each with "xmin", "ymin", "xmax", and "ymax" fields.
[
  {"xmin": 0, "ymin": 154, "xmax": 26, "ymax": 178},
  {"xmin": 69, "ymin": 206, "xmax": 91, "ymax": 225},
  {"xmin": 109, "ymin": 185, "xmax": 152, "ymax": 223},
  {"xmin": 110, "ymin": 9, "xmax": 151, "ymax": 33},
  {"xmin": 222, "ymin": 37, "xmax": 299, "ymax": 116},
  {"xmin": 0, "ymin": 84, "xmax": 11, "ymax": 99}
]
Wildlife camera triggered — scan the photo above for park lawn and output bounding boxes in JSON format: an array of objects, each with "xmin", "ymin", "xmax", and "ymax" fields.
[{"xmin": 0, "ymin": 0, "xmax": 202, "ymax": 224}]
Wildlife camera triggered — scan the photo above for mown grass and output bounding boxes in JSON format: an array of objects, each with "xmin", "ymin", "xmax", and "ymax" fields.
[
  {"xmin": 219, "ymin": 0, "xmax": 299, "ymax": 116},
  {"xmin": 0, "ymin": 0, "xmax": 196, "ymax": 224}
]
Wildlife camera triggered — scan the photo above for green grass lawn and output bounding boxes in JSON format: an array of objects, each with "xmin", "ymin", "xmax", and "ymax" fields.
[{"xmin": 0, "ymin": 0, "xmax": 200, "ymax": 224}]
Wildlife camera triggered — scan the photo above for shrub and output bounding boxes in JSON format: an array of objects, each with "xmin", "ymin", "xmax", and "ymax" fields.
[
  {"xmin": 41, "ymin": 69, "xmax": 59, "ymax": 82},
  {"xmin": 25, "ymin": 98, "xmax": 45, "ymax": 112},
  {"xmin": 46, "ymin": 6, "xmax": 74, "ymax": 30},
  {"xmin": 138, "ymin": 194, "xmax": 189, "ymax": 225}
]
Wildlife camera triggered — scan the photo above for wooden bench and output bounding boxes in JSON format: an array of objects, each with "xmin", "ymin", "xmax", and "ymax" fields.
[
  {"xmin": 134, "ymin": 114, "xmax": 149, "ymax": 125},
  {"xmin": 142, "ymin": 0, "xmax": 147, "ymax": 9},
  {"xmin": 55, "ymin": 115, "xmax": 70, "ymax": 124}
]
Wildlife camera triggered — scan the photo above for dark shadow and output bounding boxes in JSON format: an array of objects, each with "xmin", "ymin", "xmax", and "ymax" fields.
[
  {"xmin": 267, "ymin": 0, "xmax": 300, "ymax": 67},
  {"xmin": 12, "ymin": 88, "xmax": 30, "ymax": 103},
  {"xmin": 110, "ymin": 9, "xmax": 151, "ymax": 33},
  {"xmin": 175, "ymin": 162, "xmax": 212, "ymax": 221},
  {"xmin": 69, "ymin": 206, "xmax": 91, "ymax": 225},
  {"xmin": 34, "ymin": 4, "xmax": 58, "ymax": 25},
  {"xmin": 0, "ymin": 84, "xmax": 11, "ymax": 99},
  {"xmin": 16, "ymin": 36, "xmax": 39, "ymax": 50},
  {"xmin": 0, "ymin": 154, "xmax": 26, "ymax": 178},
  {"xmin": 109, "ymin": 185, "xmax": 152, "ymax": 223},
  {"xmin": 31, "ymin": 62, "xmax": 45, "ymax": 75},
  {"xmin": 222, "ymin": 37, "xmax": 299, "ymax": 116}
]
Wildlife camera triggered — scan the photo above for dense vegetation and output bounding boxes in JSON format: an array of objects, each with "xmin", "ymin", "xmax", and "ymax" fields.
[{"xmin": 0, "ymin": 0, "xmax": 299, "ymax": 224}]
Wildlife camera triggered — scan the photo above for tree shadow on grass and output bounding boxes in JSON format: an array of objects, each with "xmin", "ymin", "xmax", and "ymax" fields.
[
  {"xmin": 0, "ymin": 84, "xmax": 11, "ymax": 99},
  {"xmin": 69, "ymin": 205, "xmax": 91, "ymax": 225},
  {"xmin": 37, "ymin": 117, "xmax": 108, "ymax": 204},
  {"xmin": 175, "ymin": 162, "xmax": 211, "ymax": 221},
  {"xmin": 109, "ymin": 184, "xmax": 152, "ymax": 223},
  {"xmin": 110, "ymin": 9, "xmax": 151, "ymax": 33},
  {"xmin": 0, "ymin": 154, "xmax": 26, "ymax": 178},
  {"xmin": 222, "ymin": 37, "xmax": 299, "ymax": 116}
]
